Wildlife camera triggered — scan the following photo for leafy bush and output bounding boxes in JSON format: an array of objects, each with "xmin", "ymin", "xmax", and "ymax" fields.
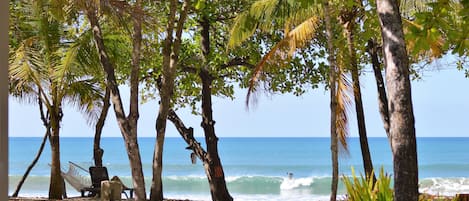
[{"xmin": 342, "ymin": 167, "xmax": 393, "ymax": 201}]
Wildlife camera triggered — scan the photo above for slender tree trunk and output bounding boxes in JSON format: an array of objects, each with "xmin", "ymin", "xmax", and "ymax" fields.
[
  {"xmin": 13, "ymin": 129, "xmax": 50, "ymax": 197},
  {"xmin": 151, "ymin": 2, "xmax": 177, "ymax": 199},
  {"xmin": 341, "ymin": 11, "xmax": 376, "ymax": 182},
  {"xmin": 167, "ymin": 109, "xmax": 207, "ymax": 162},
  {"xmin": 125, "ymin": 2, "xmax": 147, "ymax": 199},
  {"xmin": 49, "ymin": 110, "xmax": 64, "ymax": 199},
  {"xmin": 324, "ymin": 3, "xmax": 339, "ymax": 201},
  {"xmin": 199, "ymin": 70, "xmax": 233, "ymax": 201},
  {"xmin": 13, "ymin": 97, "xmax": 50, "ymax": 197},
  {"xmin": 85, "ymin": 3, "xmax": 146, "ymax": 200},
  {"xmin": 94, "ymin": 87, "xmax": 110, "ymax": 167},
  {"xmin": 168, "ymin": 109, "xmax": 234, "ymax": 200},
  {"xmin": 151, "ymin": 1, "xmax": 189, "ymax": 200},
  {"xmin": 377, "ymin": 1, "xmax": 418, "ymax": 201},
  {"xmin": 367, "ymin": 39, "xmax": 390, "ymax": 138}
]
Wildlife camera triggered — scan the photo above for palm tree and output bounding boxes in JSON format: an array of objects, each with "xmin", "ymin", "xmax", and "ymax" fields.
[
  {"xmin": 229, "ymin": 1, "xmax": 353, "ymax": 199},
  {"xmin": 339, "ymin": 1, "xmax": 377, "ymax": 183},
  {"xmin": 9, "ymin": 1, "xmax": 103, "ymax": 199}
]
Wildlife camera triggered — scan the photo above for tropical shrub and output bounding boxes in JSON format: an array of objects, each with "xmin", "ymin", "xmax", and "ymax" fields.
[{"xmin": 342, "ymin": 167, "xmax": 393, "ymax": 201}]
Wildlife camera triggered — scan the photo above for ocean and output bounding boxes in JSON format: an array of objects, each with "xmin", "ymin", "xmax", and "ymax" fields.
[{"xmin": 8, "ymin": 137, "xmax": 469, "ymax": 200}]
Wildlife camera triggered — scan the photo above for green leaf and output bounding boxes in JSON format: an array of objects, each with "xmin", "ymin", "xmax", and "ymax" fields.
[{"xmin": 195, "ymin": 0, "xmax": 206, "ymax": 10}]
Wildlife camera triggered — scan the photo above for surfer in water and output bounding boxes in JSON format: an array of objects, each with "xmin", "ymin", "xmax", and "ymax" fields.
[{"xmin": 287, "ymin": 172, "xmax": 293, "ymax": 180}]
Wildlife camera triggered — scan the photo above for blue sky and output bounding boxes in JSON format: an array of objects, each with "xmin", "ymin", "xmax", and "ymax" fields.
[{"xmin": 9, "ymin": 63, "xmax": 469, "ymax": 138}]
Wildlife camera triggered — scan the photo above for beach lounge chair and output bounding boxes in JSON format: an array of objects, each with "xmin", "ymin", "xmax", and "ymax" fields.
[{"xmin": 80, "ymin": 166, "xmax": 134, "ymax": 199}]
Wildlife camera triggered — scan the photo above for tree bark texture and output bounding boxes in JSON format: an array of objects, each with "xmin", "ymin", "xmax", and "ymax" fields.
[
  {"xmin": 85, "ymin": 3, "xmax": 146, "ymax": 200},
  {"xmin": 196, "ymin": 13, "xmax": 233, "ymax": 200},
  {"xmin": 168, "ymin": 108, "xmax": 232, "ymax": 199},
  {"xmin": 49, "ymin": 109, "xmax": 64, "ymax": 199},
  {"xmin": 94, "ymin": 87, "xmax": 110, "ymax": 167},
  {"xmin": 367, "ymin": 39, "xmax": 390, "ymax": 138},
  {"xmin": 324, "ymin": 3, "xmax": 339, "ymax": 200},
  {"xmin": 200, "ymin": 70, "xmax": 233, "ymax": 201},
  {"xmin": 151, "ymin": 1, "xmax": 190, "ymax": 200},
  {"xmin": 341, "ymin": 11, "xmax": 376, "ymax": 183},
  {"xmin": 377, "ymin": 1, "xmax": 419, "ymax": 201},
  {"xmin": 167, "ymin": 109, "xmax": 208, "ymax": 162}
]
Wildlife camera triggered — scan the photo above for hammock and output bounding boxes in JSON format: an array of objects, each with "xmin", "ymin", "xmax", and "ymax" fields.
[{"xmin": 61, "ymin": 161, "xmax": 92, "ymax": 192}]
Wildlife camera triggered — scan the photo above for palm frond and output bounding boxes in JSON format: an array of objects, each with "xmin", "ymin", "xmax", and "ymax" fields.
[
  {"xmin": 53, "ymin": 44, "xmax": 79, "ymax": 90},
  {"xmin": 246, "ymin": 16, "xmax": 319, "ymax": 106},
  {"xmin": 64, "ymin": 78, "xmax": 104, "ymax": 126},
  {"xmin": 335, "ymin": 72, "xmax": 352, "ymax": 152},
  {"xmin": 229, "ymin": 11, "xmax": 258, "ymax": 48},
  {"xmin": 229, "ymin": 0, "xmax": 315, "ymax": 48},
  {"xmin": 9, "ymin": 37, "xmax": 45, "ymax": 96}
]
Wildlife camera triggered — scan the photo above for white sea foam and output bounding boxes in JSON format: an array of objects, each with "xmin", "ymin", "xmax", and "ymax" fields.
[
  {"xmin": 280, "ymin": 177, "xmax": 314, "ymax": 190},
  {"xmin": 419, "ymin": 177, "xmax": 469, "ymax": 196},
  {"xmin": 233, "ymin": 193, "xmax": 342, "ymax": 201}
]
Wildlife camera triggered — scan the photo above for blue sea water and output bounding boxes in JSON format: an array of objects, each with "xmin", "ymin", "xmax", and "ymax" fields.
[{"xmin": 8, "ymin": 137, "xmax": 469, "ymax": 200}]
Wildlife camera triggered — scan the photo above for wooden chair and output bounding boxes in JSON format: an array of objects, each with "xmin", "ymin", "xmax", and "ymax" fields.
[{"xmin": 80, "ymin": 166, "xmax": 134, "ymax": 199}]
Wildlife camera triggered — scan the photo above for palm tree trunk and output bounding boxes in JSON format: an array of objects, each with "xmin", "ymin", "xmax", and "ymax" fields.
[
  {"xmin": 342, "ymin": 13, "xmax": 376, "ymax": 183},
  {"xmin": 93, "ymin": 87, "xmax": 110, "ymax": 167},
  {"xmin": 367, "ymin": 39, "xmax": 390, "ymax": 137},
  {"xmin": 376, "ymin": 1, "xmax": 418, "ymax": 200},
  {"xmin": 48, "ymin": 110, "xmax": 64, "ymax": 199},
  {"xmin": 324, "ymin": 3, "xmax": 339, "ymax": 201}
]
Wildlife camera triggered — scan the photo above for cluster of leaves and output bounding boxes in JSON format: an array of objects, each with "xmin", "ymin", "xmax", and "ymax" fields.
[
  {"xmin": 343, "ymin": 167, "xmax": 459, "ymax": 201},
  {"xmin": 9, "ymin": 0, "xmax": 104, "ymax": 123},
  {"xmin": 400, "ymin": 0, "xmax": 469, "ymax": 76},
  {"xmin": 342, "ymin": 167, "xmax": 393, "ymax": 201}
]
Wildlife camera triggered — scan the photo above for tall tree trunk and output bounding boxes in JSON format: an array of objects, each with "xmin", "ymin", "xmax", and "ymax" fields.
[
  {"xmin": 94, "ymin": 87, "xmax": 110, "ymax": 167},
  {"xmin": 85, "ymin": 3, "xmax": 146, "ymax": 200},
  {"xmin": 49, "ymin": 108, "xmax": 64, "ymax": 199},
  {"xmin": 324, "ymin": 3, "xmax": 339, "ymax": 201},
  {"xmin": 367, "ymin": 39, "xmax": 390, "ymax": 137},
  {"xmin": 198, "ymin": 14, "xmax": 233, "ymax": 201},
  {"xmin": 376, "ymin": 1, "xmax": 418, "ymax": 201},
  {"xmin": 199, "ymin": 70, "xmax": 233, "ymax": 201},
  {"xmin": 340, "ymin": 10, "xmax": 376, "ymax": 183},
  {"xmin": 151, "ymin": 1, "xmax": 189, "ymax": 200},
  {"xmin": 127, "ymin": 1, "xmax": 146, "ymax": 199}
]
